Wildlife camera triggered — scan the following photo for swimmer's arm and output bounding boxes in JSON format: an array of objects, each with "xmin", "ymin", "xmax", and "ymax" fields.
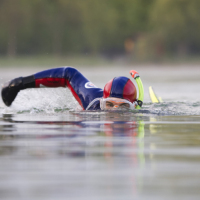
[
  {"xmin": 1, "ymin": 67, "xmax": 84, "ymax": 106},
  {"xmin": 34, "ymin": 67, "xmax": 102, "ymax": 109},
  {"xmin": 1, "ymin": 67, "xmax": 101, "ymax": 110},
  {"xmin": 1, "ymin": 75, "xmax": 35, "ymax": 106},
  {"xmin": 34, "ymin": 67, "xmax": 76, "ymax": 88}
]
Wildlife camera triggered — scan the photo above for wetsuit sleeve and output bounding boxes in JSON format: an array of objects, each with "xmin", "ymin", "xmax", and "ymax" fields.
[
  {"xmin": 1, "ymin": 67, "xmax": 103, "ymax": 109},
  {"xmin": 33, "ymin": 67, "xmax": 103, "ymax": 109}
]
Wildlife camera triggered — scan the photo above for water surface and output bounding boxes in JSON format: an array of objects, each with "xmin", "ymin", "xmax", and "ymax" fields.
[{"xmin": 0, "ymin": 65, "xmax": 200, "ymax": 200}]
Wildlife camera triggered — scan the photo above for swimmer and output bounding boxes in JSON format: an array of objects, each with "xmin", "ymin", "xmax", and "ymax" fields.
[{"xmin": 1, "ymin": 67, "xmax": 144, "ymax": 111}]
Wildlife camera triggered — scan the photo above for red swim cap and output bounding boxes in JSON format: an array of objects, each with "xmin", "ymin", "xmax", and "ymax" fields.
[{"xmin": 103, "ymin": 76, "xmax": 137, "ymax": 103}]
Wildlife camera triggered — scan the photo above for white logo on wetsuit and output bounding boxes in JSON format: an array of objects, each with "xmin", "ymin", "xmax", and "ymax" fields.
[{"xmin": 85, "ymin": 82, "xmax": 97, "ymax": 88}]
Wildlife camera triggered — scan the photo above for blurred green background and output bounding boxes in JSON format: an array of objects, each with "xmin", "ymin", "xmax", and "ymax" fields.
[{"xmin": 0, "ymin": 0, "xmax": 200, "ymax": 65}]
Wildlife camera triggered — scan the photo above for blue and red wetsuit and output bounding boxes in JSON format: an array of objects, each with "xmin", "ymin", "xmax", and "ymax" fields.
[
  {"xmin": 1, "ymin": 67, "xmax": 138, "ymax": 109},
  {"xmin": 34, "ymin": 67, "xmax": 103, "ymax": 110}
]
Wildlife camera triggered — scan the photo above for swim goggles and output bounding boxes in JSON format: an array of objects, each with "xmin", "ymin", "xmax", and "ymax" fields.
[{"xmin": 100, "ymin": 97, "xmax": 135, "ymax": 110}]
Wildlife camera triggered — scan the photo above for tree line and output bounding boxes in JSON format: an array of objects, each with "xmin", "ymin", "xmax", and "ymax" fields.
[{"xmin": 0, "ymin": 0, "xmax": 200, "ymax": 59}]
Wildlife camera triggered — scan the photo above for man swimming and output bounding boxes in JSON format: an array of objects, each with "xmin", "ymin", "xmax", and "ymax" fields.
[{"xmin": 1, "ymin": 67, "xmax": 144, "ymax": 111}]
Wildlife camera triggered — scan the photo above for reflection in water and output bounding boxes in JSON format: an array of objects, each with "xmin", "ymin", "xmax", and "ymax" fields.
[
  {"xmin": 0, "ymin": 114, "xmax": 16, "ymax": 156},
  {"xmin": 0, "ymin": 112, "xmax": 146, "ymax": 199},
  {"xmin": 1, "ymin": 113, "xmax": 145, "ymax": 159},
  {"xmin": 1, "ymin": 112, "xmax": 200, "ymax": 200},
  {"xmin": 1, "ymin": 66, "xmax": 200, "ymax": 199}
]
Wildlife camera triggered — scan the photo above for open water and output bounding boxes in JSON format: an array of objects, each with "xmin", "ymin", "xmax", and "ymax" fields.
[{"xmin": 0, "ymin": 65, "xmax": 200, "ymax": 200}]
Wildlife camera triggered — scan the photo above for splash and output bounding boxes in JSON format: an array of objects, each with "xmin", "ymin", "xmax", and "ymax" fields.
[
  {"xmin": 143, "ymin": 101, "xmax": 200, "ymax": 115},
  {"xmin": 0, "ymin": 87, "xmax": 81, "ymax": 114},
  {"xmin": 0, "ymin": 88, "xmax": 200, "ymax": 116}
]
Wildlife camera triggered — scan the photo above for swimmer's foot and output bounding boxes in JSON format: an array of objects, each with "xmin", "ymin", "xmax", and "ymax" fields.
[{"xmin": 1, "ymin": 77, "xmax": 24, "ymax": 106}]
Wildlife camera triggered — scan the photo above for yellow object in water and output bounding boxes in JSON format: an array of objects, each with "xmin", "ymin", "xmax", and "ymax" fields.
[{"xmin": 149, "ymin": 86, "xmax": 163, "ymax": 103}]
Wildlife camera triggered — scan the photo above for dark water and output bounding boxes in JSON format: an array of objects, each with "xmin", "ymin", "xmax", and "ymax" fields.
[{"xmin": 0, "ymin": 65, "xmax": 200, "ymax": 200}]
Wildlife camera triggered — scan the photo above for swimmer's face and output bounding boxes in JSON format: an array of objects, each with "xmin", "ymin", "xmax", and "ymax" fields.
[
  {"xmin": 100, "ymin": 97, "xmax": 134, "ymax": 110},
  {"xmin": 105, "ymin": 100, "xmax": 130, "ymax": 109}
]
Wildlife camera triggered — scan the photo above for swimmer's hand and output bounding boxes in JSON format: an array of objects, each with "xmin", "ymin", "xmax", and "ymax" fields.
[{"xmin": 1, "ymin": 77, "xmax": 24, "ymax": 106}]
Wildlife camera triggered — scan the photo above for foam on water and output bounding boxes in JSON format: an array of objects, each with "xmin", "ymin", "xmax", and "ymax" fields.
[
  {"xmin": 0, "ymin": 88, "xmax": 200, "ymax": 116},
  {"xmin": 144, "ymin": 101, "xmax": 200, "ymax": 115},
  {"xmin": 0, "ymin": 88, "xmax": 81, "ymax": 115}
]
